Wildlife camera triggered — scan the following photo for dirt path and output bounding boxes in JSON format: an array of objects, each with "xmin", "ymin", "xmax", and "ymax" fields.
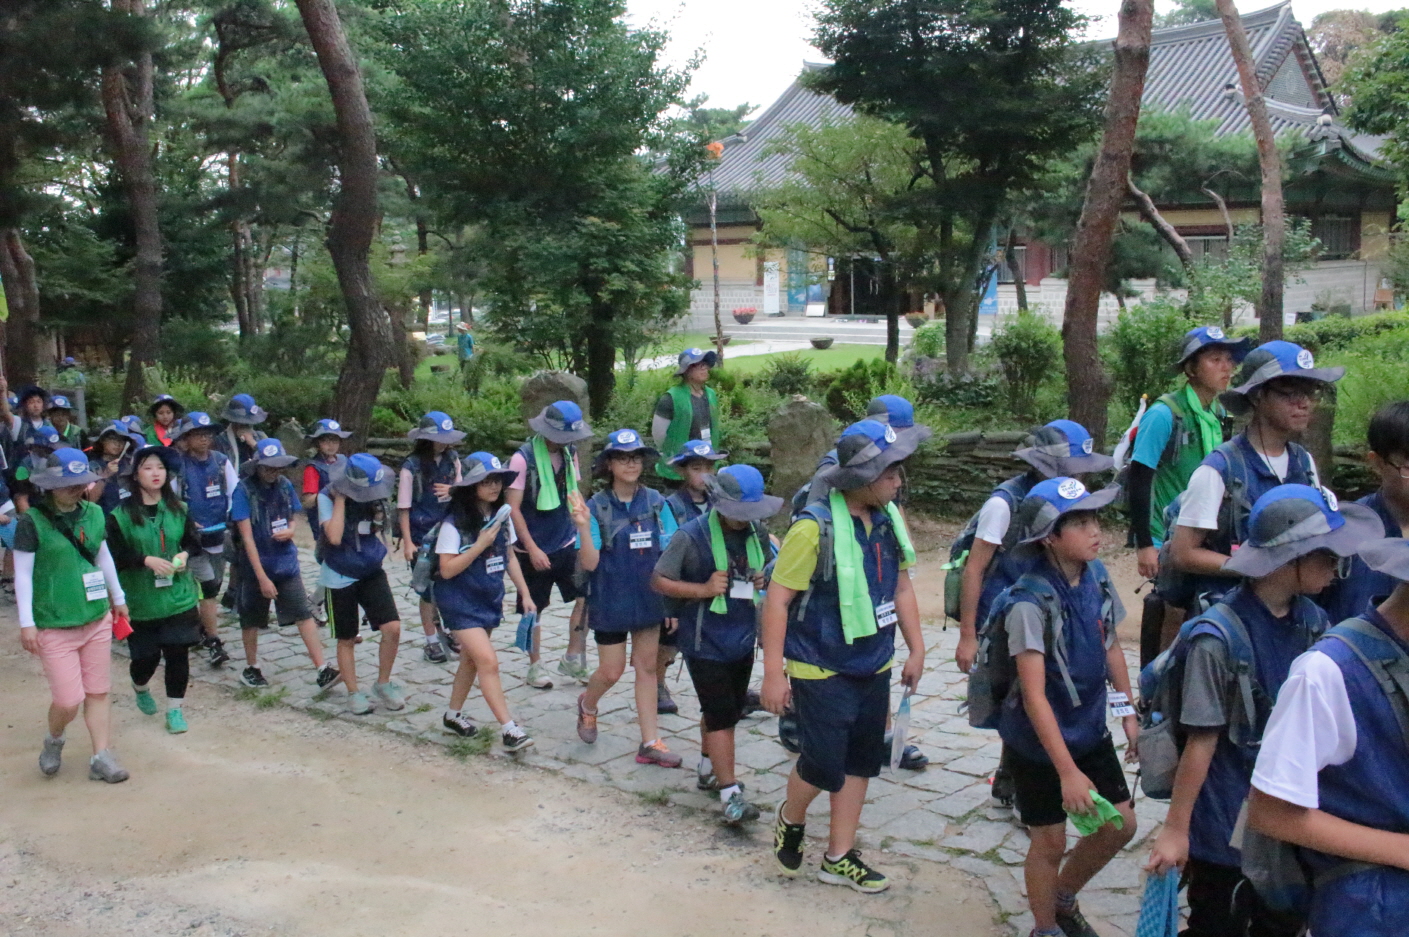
[{"xmin": 0, "ymin": 643, "xmax": 998, "ymax": 937}]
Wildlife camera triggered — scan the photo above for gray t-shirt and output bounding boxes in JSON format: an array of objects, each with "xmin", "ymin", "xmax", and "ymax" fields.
[
  {"xmin": 654, "ymin": 523, "xmax": 750, "ymax": 582},
  {"xmin": 1004, "ymin": 589, "xmax": 1124, "ymax": 656},
  {"xmin": 1180, "ymin": 634, "xmax": 1234, "ymax": 729},
  {"xmin": 654, "ymin": 389, "xmax": 712, "ymax": 440}
]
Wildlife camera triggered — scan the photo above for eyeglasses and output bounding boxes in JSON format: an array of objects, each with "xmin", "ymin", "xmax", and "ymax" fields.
[
  {"xmin": 1262, "ymin": 383, "xmax": 1324, "ymax": 404},
  {"xmin": 1387, "ymin": 459, "xmax": 1409, "ymax": 480}
]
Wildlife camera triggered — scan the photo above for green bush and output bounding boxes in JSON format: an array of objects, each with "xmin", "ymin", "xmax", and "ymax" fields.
[
  {"xmin": 1324, "ymin": 327, "xmax": 1409, "ymax": 447},
  {"xmin": 159, "ymin": 318, "xmax": 237, "ymax": 382},
  {"xmin": 991, "ymin": 313, "xmax": 1061, "ymax": 421},
  {"xmin": 760, "ymin": 352, "xmax": 815, "ymax": 397},
  {"xmin": 377, "ymin": 371, "xmax": 524, "ymax": 457},
  {"xmin": 1103, "ymin": 298, "xmax": 1205, "ymax": 405},
  {"xmin": 824, "ymin": 358, "xmax": 901, "ymax": 423},
  {"xmin": 909, "ymin": 320, "xmax": 945, "ymax": 359},
  {"xmin": 1284, "ymin": 310, "xmax": 1409, "ymax": 355}
]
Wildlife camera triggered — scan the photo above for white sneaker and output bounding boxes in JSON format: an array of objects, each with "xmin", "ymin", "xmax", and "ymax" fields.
[{"xmin": 526, "ymin": 663, "xmax": 553, "ymax": 689}]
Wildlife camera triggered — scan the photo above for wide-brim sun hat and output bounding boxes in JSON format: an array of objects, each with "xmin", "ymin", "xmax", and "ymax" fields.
[
  {"xmin": 710, "ymin": 464, "xmax": 783, "ymax": 522},
  {"xmin": 1175, "ymin": 325, "xmax": 1252, "ymax": 368},
  {"xmin": 328, "ymin": 452, "xmax": 394, "ymax": 502},
  {"xmin": 593, "ymin": 428, "xmax": 660, "ymax": 471},
  {"xmin": 820, "ymin": 418, "xmax": 932, "ymax": 491},
  {"xmin": 47, "ymin": 395, "xmax": 75, "ymax": 412},
  {"xmin": 1358, "ymin": 537, "xmax": 1409, "ymax": 583},
  {"xmin": 407, "ymin": 410, "xmax": 467, "ymax": 444},
  {"xmin": 249, "ymin": 438, "xmax": 297, "ymax": 469},
  {"xmin": 1219, "ymin": 341, "xmax": 1346, "ymax": 416},
  {"xmin": 528, "ymin": 399, "xmax": 594, "ymax": 445},
  {"xmin": 675, "ymin": 347, "xmax": 718, "ymax": 377},
  {"xmin": 1015, "ymin": 477, "xmax": 1122, "ymax": 544},
  {"xmin": 24, "ymin": 425, "xmax": 62, "ymax": 450},
  {"xmin": 221, "ymin": 393, "xmax": 267, "ymax": 425},
  {"xmin": 1222, "ymin": 484, "xmax": 1383, "ymax": 579},
  {"xmin": 147, "ymin": 394, "xmax": 185, "ymax": 419},
  {"xmin": 170, "ymin": 411, "xmax": 218, "ymax": 442},
  {"xmin": 454, "ymin": 451, "xmax": 520, "ymax": 488},
  {"xmin": 306, "ymin": 418, "xmax": 352, "ymax": 440},
  {"xmin": 31, "ymin": 447, "xmax": 102, "ymax": 490},
  {"xmin": 1013, "ymin": 419, "xmax": 1114, "ymax": 478},
  {"xmin": 865, "ymin": 394, "xmax": 916, "ymax": 429},
  {"xmin": 667, "ymin": 438, "xmax": 728, "ymax": 466}
]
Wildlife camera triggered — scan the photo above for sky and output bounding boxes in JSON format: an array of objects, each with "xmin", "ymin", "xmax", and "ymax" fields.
[{"xmin": 625, "ymin": 0, "xmax": 1408, "ymax": 117}]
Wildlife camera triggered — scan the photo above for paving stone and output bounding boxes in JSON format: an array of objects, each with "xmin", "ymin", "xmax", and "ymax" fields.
[
  {"xmin": 945, "ymin": 752, "xmax": 999, "ymax": 778},
  {"xmin": 929, "ymin": 782, "xmax": 993, "ymax": 819},
  {"xmin": 875, "ymin": 808, "xmax": 949, "ymax": 844},
  {"xmin": 939, "ymin": 818, "xmax": 1011, "ymax": 856}
]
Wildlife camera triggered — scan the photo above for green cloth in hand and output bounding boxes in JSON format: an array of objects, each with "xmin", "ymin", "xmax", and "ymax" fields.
[{"xmin": 1065, "ymin": 790, "xmax": 1124, "ymax": 837}]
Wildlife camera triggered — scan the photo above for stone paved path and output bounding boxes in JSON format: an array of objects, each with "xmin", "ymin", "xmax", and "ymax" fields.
[{"xmin": 183, "ymin": 548, "xmax": 1167, "ymax": 936}]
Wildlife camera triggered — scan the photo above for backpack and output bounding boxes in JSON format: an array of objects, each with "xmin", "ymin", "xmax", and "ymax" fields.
[
  {"xmin": 965, "ymin": 567, "xmax": 1120, "ymax": 730},
  {"xmin": 789, "ymin": 449, "xmax": 839, "ymax": 518},
  {"xmin": 942, "ymin": 474, "xmax": 1035, "ymax": 622},
  {"xmin": 408, "ymin": 520, "xmax": 444, "ymax": 595}
]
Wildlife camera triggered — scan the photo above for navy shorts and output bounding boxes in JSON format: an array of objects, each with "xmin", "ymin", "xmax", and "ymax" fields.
[{"xmin": 790, "ymin": 668, "xmax": 890, "ymax": 793}]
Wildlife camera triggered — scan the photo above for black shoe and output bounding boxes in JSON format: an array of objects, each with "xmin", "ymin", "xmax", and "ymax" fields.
[
  {"xmin": 778, "ymin": 710, "xmax": 801, "ymax": 754},
  {"xmin": 443, "ymin": 711, "xmax": 477, "ymax": 737},
  {"xmin": 316, "ymin": 664, "xmax": 341, "ymax": 689},
  {"xmin": 423, "ymin": 640, "xmax": 448, "ymax": 664},
  {"xmin": 1056, "ymin": 902, "xmax": 1101, "ymax": 937},
  {"xmin": 657, "ymin": 682, "xmax": 679, "ymax": 715},
  {"xmin": 991, "ymin": 765, "xmax": 1015, "ymax": 808},
  {"xmin": 205, "ymin": 637, "xmax": 230, "ymax": 667},
  {"xmin": 899, "ymin": 744, "xmax": 929, "ymax": 771},
  {"xmin": 742, "ymin": 688, "xmax": 762, "ymax": 716},
  {"xmin": 773, "ymin": 803, "xmax": 806, "ymax": 877},
  {"xmin": 240, "ymin": 666, "xmax": 269, "ymax": 688}
]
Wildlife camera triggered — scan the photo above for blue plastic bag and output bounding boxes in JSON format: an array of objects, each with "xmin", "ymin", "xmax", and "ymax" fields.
[
  {"xmin": 514, "ymin": 611, "xmax": 538, "ymax": 653},
  {"xmin": 1135, "ymin": 868, "xmax": 1180, "ymax": 937}
]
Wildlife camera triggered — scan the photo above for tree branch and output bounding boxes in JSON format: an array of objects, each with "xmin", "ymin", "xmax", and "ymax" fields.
[{"xmin": 1128, "ymin": 174, "xmax": 1193, "ymax": 268}]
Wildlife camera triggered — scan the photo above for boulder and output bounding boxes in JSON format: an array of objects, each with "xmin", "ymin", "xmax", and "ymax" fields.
[
  {"xmin": 768, "ymin": 398, "xmax": 836, "ymax": 519},
  {"xmin": 519, "ymin": 370, "xmax": 589, "ymax": 423}
]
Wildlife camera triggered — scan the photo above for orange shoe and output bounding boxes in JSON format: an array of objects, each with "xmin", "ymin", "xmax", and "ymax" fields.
[{"xmin": 576, "ymin": 693, "xmax": 598, "ymax": 744}]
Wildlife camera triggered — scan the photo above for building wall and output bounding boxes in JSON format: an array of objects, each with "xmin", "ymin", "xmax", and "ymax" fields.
[{"xmin": 1361, "ymin": 211, "xmax": 1392, "ymax": 261}]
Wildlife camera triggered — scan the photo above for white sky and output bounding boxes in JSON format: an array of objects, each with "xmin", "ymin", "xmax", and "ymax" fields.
[{"xmin": 625, "ymin": 0, "xmax": 1408, "ymax": 116}]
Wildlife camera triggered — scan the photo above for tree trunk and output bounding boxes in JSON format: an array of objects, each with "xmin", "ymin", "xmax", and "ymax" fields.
[
  {"xmin": 1006, "ymin": 226, "xmax": 1029, "ymax": 312},
  {"xmin": 1128, "ymin": 176, "xmax": 1194, "ymax": 269},
  {"xmin": 883, "ymin": 265, "xmax": 900, "ymax": 364},
  {"xmin": 1217, "ymin": 0, "xmax": 1285, "ymax": 341},
  {"xmin": 585, "ymin": 296, "xmax": 615, "ymax": 418},
  {"xmin": 102, "ymin": 0, "xmax": 162, "ymax": 409},
  {"xmin": 0, "ymin": 230, "xmax": 40, "ymax": 385},
  {"xmin": 1061, "ymin": 0, "xmax": 1153, "ymax": 444},
  {"xmin": 296, "ymin": 0, "xmax": 393, "ymax": 447}
]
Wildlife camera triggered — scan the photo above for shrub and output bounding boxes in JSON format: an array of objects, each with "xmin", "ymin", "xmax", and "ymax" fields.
[
  {"xmin": 913, "ymin": 370, "xmax": 1002, "ymax": 412},
  {"xmin": 1324, "ymin": 326, "xmax": 1409, "ymax": 447},
  {"xmin": 824, "ymin": 358, "xmax": 901, "ymax": 423},
  {"xmin": 1103, "ymin": 298, "xmax": 1204, "ymax": 405},
  {"xmin": 760, "ymin": 352, "xmax": 815, "ymax": 397},
  {"xmin": 990, "ymin": 313, "xmax": 1061, "ymax": 420},
  {"xmin": 377, "ymin": 371, "xmax": 524, "ymax": 456},
  {"xmin": 1284, "ymin": 310, "xmax": 1409, "ymax": 355},
  {"xmin": 909, "ymin": 320, "xmax": 945, "ymax": 359}
]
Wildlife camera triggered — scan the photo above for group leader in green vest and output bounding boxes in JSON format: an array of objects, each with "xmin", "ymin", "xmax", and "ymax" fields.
[{"xmin": 652, "ymin": 348, "xmax": 721, "ymax": 482}]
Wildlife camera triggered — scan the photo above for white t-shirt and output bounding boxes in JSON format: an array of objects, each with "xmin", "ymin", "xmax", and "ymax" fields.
[
  {"xmin": 1176, "ymin": 449, "xmax": 1319, "ymax": 531},
  {"xmin": 974, "ymin": 495, "xmax": 1013, "ymax": 546},
  {"xmin": 1250, "ymin": 649, "xmax": 1357, "ymax": 809},
  {"xmin": 435, "ymin": 516, "xmax": 516, "ymax": 554}
]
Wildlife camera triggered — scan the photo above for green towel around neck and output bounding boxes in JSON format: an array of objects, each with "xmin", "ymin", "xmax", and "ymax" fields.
[{"xmin": 707, "ymin": 509, "xmax": 764, "ymax": 614}]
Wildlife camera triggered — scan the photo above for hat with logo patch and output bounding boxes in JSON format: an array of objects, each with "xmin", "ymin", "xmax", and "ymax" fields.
[
  {"xmin": 455, "ymin": 451, "xmax": 520, "ymax": 488},
  {"xmin": 249, "ymin": 437, "xmax": 297, "ymax": 469},
  {"xmin": 1013, "ymin": 419, "xmax": 1113, "ymax": 479},
  {"xmin": 709, "ymin": 464, "xmax": 783, "ymax": 522},
  {"xmin": 865, "ymin": 394, "xmax": 916, "ymax": 429},
  {"xmin": 170, "ymin": 411, "xmax": 218, "ymax": 441},
  {"xmin": 1175, "ymin": 325, "xmax": 1251, "ymax": 368},
  {"xmin": 221, "ymin": 393, "xmax": 267, "ymax": 425},
  {"xmin": 820, "ymin": 417, "xmax": 932, "ymax": 491},
  {"xmin": 31, "ymin": 447, "xmax": 101, "ymax": 490},
  {"xmin": 306, "ymin": 418, "xmax": 352, "ymax": 440},
  {"xmin": 407, "ymin": 410, "xmax": 466, "ymax": 444},
  {"xmin": 147, "ymin": 394, "xmax": 184, "ymax": 419},
  {"xmin": 667, "ymin": 438, "xmax": 728, "ymax": 466},
  {"xmin": 1220, "ymin": 341, "xmax": 1345, "ymax": 415},
  {"xmin": 1221, "ymin": 483, "xmax": 1382, "ymax": 579},
  {"xmin": 24, "ymin": 424, "xmax": 61, "ymax": 451},
  {"xmin": 593, "ymin": 428, "xmax": 660, "ymax": 471},
  {"xmin": 46, "ymin": 394, "xmax": 75, "ymax": 413},
  {"xmin": 328, "ymin": 452, "xmax": 393, "ymax": 502},
  {"xmin": 675, "ymin": 347, "xmax": 718, "ymax": 377},
  {"xmin": 1014, "ymin": 476, "xmax": 1123, "ymax": 544},
  {"xmin": 528, "ymin": 400, "xmax": 593, "ymax": 445}
]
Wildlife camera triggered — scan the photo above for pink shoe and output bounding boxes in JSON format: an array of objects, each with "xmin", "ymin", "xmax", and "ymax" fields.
[{"xmin": 636, "ymin": 740, "xmax": 682, "ymax": 767}]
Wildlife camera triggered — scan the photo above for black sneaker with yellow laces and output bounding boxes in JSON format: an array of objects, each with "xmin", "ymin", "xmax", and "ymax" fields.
[{"xmin": 773, "ymin": 803, "xmax": 806, "ymax": 877}]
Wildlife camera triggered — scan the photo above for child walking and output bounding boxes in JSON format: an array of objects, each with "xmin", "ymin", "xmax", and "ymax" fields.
[
  {"xmin": 107, "ymin": 446, "xmax": 205, "ymax": 734},
  {"xmin": 398, "ymin": 411, "xmax": 463, "ymax": 663},
  {"xmin": 571, "ymin": 429, "xmax": 681, "ymax": 767},
  {"xmin": 87, "ymin": 421, "xmax": 140, "ymax": 514},
  {"xmin": 172, "ymin": 412, "xmax": 236, "ymax": 667},
  {"xmin": 434, "ymin": 452, "xmax": 534, "ymax": 751}
]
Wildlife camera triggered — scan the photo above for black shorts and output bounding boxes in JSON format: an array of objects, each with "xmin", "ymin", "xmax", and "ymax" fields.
[
  {"xmin": 326, "ymin": 569, "xmax": 400, "ymax": 641},
  {"xmin": 686, "ymin": 655, "xmax": 753, "ymax": 732},
  {"xmin": 516, "ymin": 544, "xmax": 581, "ymax": 609},
  {"xmin": 1009, "ymin": 737, "xmax": 1132, "ymax": 829},
  {"xmin": 594, "ymin": 624, "xmax": 660, "ymax": 646},
  {"xmin": 790, "ymin": 669, "xmax": 890, "ymax": 793},
  {"xmin": 128, "ymin": 607, "xmax": 202, "ymax": 660}
]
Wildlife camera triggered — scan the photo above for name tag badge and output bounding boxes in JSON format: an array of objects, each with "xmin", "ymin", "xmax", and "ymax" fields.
[
  {"xmin": 205, "ymin": 483, "xmax": 222, "ymax": 499},
  {"xmin": 729, "ymin": 578, "xmax": 755, "ymax": 600},
  {"xmin": 1108, "ymin": 690, "xmax": 1136, "ymax": 718},
  {"xmin": 700, "ymin": 428, "xmax": 711, "ymax": 443},
  {"xmin": 154, "ymin": 574, "xmax": 173, "ymax": 589},
  {"xmin": 875, "ymin": 600, "xmax": 898, "ymax": 627},
  {"xmin": 485, "ymin": 554, "xmax": 506, "ymax": 575},
  {"xmin": 271, "ymin": 517, "xmax": 288, "ymax": 535},
  {"xmin": 82, "ymin": 570, "xmax": 106, "ymax": 601},
  {"xmin": 119, "ymin": 488, "xmax": 131, "ymax": 500},
  {"xmin": 437, "ymin": 494, "xmax": 451, "ymax": 503},
  {"xmin": 629, "ymin": 530, "xmax": 653, "ymax": 550},
  {"xmin": 357, "ymin": 520, "xmax": 372, "ymax": 535}
]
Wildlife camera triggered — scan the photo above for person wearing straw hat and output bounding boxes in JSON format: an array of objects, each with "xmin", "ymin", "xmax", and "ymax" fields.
[
  {"xmin": 230, "ymin": 438, "xmax": 334, "ymax": 692},
  {"xmin": 171, "ymin": 412, "xmax": 237, "ymax": 667},
  {"xmin": 320, "ymin": 453, "xmax": 405, "ymax": 715},
  {"xmin": 653, "ymin": 464, "xmax": 779, "ymax": 822},
  {"xmin": 1169, "ymin": 340, "xmax": 1344, "ymax": 614},
  {"xmin": 762, "ymin": 418, "xmax": 930, "ymax": 895},
  {"xmin": 15, "ymin": 448, "xmax": 131, "ymax": 782},
  {"xmin": 213, "ymin": 393, "xmax": 269, "ymax": 476},
  {"xmin": 1146, "ymin": 484, "xmax": 1379, "ymax": 936},
  {"xmin": 652, "ymin": 348, "xmax": 721, "ymax": 483},
  {"xmin": 398, "ymin": 411, "xmax": 465, "ymax": 664},
  {"xmin": 983, "ymin": 477, "xmax": 1134, "ymax": 937},
  {"xmin": 1248, "ymin": 535, "xmax": 1409, "ymax": 936},
  {"xmin": 144, "ymin": 394, "xmax": 185, "ymax": 447},
  {"xmin": 435, "ymin": 452, "xmax": 535, "ymax": 751},
  {"xmin": 508, "ymin": 400, "xmax": 592, "ymax": 688},
  {"xmin": 46, "ymin": 394, "xmax": 82, "ymax": 448}
]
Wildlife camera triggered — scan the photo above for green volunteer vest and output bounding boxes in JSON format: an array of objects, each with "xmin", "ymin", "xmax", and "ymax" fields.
[
  {"xmin": 29, "ymin": 501, "xmax": 110, "ymax": 629},
  {"xmin": 655, "ymin": 383, "xmax": 721, "ymax": 481},
  {"xmin": 112, "ymin": 500, "xmax": 200, "ymax": 621},
  {"xmin": 1149, "ymin": 388, "xmax": 1226, "ymax": 543}
]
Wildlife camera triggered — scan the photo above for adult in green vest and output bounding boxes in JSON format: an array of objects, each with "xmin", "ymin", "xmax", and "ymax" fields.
[
  {"xmin": 107, "ymin": 447, "xmax": 203, "ymax": 735},
  {"xmin": 652, "ymin": 348, "xmax": 722, "ymax": 482},
  {"xmin": 15, "ymin": 447, "xmax": 131, "ymax": 782}
]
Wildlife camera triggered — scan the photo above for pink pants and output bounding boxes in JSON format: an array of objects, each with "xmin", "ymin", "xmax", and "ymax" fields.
[{"xmin": 37, "ymin": 617, "xmax": 113, "ymax": 709}]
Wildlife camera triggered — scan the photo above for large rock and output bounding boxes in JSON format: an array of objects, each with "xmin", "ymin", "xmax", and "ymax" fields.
[
  {"xmin": 768, "ymin": 397, "xmax": 836, "ymax": 518},
  {"xmin": 519, "ymin": 370, "xmax": 589, "ymax": 423}
]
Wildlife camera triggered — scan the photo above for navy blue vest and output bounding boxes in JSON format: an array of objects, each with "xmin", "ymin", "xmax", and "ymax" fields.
[
  {"xmin": 515, "ymin": 441, "xmax": 576, "ymax": 553},
  {"xmin": 1319, "ymin": 491, "xmax": 1403, "ymax": 624},
  {"xmin": 975, "ymin": 473, "xmax": 1043, "ymax": 627},
  {"xmin": 302, "ymin": 454, "xmax": 347, "ymax": 535},
  {"xmin": 237, "ymin": 476, "xmax": 300, "ymax": 579},
  {"xmin": 433, "ymin": 519, "xmax": 512, "ymax": 629},
  {"xmin": 403, "ymin": 451, "xmax": 458, "ymax": 545},
  {"xmin": 89, "ymin": 456, "xmax": 133, "ymax": 515},
  {"xmin": 586, "ymin": 487, "xmax": 667, "ymax": 630},
  {"xmin": 666, "ymin": 489, "xmax": 707, "ymax": 527},
  {"xmin": 180, "ymin": 451, "xmax": 231, "ymax": 530},
  {"xmin": 674, "ymin": 513, "xmax": 772, "ymax": 662},
  {"xmin": 320, "ymin": 498, "xmax": 387, "ymax": 582},
  {"xmin": 784, "ymin": 503, "xmax": 900, "ymax": 677}
]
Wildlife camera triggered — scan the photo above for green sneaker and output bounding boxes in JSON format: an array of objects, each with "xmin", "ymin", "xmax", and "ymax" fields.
[
  {"xmin": 818, "ymin": 849, "xmax": 890, "ymax": 894},
  {"xmin": 166, "ymin": 708, "xmax": 189, "ymax": 734},
  {"xmin": 134, "ymin": 687, "xmax": 158, "ymax": 715}
]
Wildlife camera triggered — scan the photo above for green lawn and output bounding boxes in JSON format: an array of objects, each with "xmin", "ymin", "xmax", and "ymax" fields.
[
  {"xmin": 716, "ymin": 343, "xmax": 884, "ymax": 375},
  {"xmin": 415, "ymin": 353, "xmax": 459, "ymax": 380}
]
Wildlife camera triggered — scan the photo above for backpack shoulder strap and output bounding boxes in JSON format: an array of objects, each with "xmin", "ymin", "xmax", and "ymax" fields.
[
  {"xmin": 1326, "ymin": 618, "xmax": 1409, "ymax": 749},
  {"xmin": 1155, "ymin": 393, "xmax": 1186, "ymax": 464},
  {"xmin": 793, "ymin": 504, "xmax": 834, "ymax": 622},
  {"xmin": 1187, "ymin": 603, "xmax": 1260, "ymax": 739},
  {"xmin": 1009, "ymin": 573, "xmax": 1082, "ymax": 708}
]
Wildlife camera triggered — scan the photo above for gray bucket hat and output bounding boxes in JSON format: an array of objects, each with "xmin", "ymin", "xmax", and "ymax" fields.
[
  {"xmin": 170, "ymin": 411, "xmax": 218, "ymax": 442},
  {"xmin": 1222, "ymin": 483, "xmax": 1383, "ymax": 579},
  {"xmin": 528, "ymin": 400, "xmax": 594, "ymax": 445},
  {"xmin": 248, "ymin": 438, "xmax": 298, "ymax": 469},
  {"xmin": 407, "ymin": 410, "xmax": 467, "ymax": 444},
  {"xmin": 30, "ymin": 447, "xmax": 102, "ymax": 490},
  {"xmin": 221, "ymin": 393, "xmax": 267, "ymax": 425},
  {"xmin": 1175, "ymin": 325, "xmax": 1251, "ymax": 368},
  {"xmin": 1358, "ymin": 538, "xmax": 1409, "ymax": 583},
  {"xmin": 709, "ymin": 464, "xmax": 783, "ymax": 522},
  {"xmin": 1013, "ymin": 477, "xmax": 1123, "ymax": 544},
  {"xmin": 454, "ymin": 451, "xmax": 520, "ymax": 488},
  {"xmin": 675, "ymin": 347, "xmax": 718, "ymax": 376},
  {"xmin": 327, "ymin": 453, "xmax": 394, "ymax": 502},
  {"xmin": 1013, "ymin": 419, "xmax": 1114, "ymax": 478},
  {"xmin": 1219, "ymin": 340, "xmax": 1346, "ymax": 416},
  {"xmin": 820, "ymin": 418, "xmax": 932, "ymax": 491}
]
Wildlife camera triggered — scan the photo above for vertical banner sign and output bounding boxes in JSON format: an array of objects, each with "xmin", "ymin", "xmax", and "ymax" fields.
[
  {"xmin": 786, "ymin": 247, "xmax": 808, "ymax": 313},
  {"xmin": 762, "ymin": 261, "xmax": 781, "ymax": 317}
]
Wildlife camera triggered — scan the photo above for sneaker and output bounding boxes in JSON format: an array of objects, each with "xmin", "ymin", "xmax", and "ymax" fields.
[
  {"xmin": 1056, "ymin": 903, "xmax": 1101, "ymax": 937},
  {"xmin": 697, "ymin": 764, "xmax": 720, "ymax": 791},
  {"xmin": 166, "ymin": 709, "xmax": 189, "ymax": 734},
  {"xmin": 205, "ymin": 637, "xmax": 230, "ymax": 667},
  {"xmin": 310, "ymin": 594, "xmax": 327, "ymax": 625},
  {"xmin": 240, "ymin": 666, "xmax": 269, "ymax": 688},
  {"xmin": 526, "ymin": 663, "xmax": 553, "ymax": 689},
  {"xmin": 778, "ymin": 710, "xmax": 801, "ymax": 754},
  {"xmin": 348, "ymin": 691, "xmax": 373, "ymax": 715},
  {"xmin": 742, "ymin": 687, "xmax": 762, "ymax": 716},
  {"xmin": 557, "ymin": 654, "xmax": 590, "ymax": 684},
  {"xmin": 636, "ymin": 740, "xmax": 682, "ymax": 768},
  {"xmin": 443, "ymin": 711, "xmax": 477, "ymax": 737},
  {"xmin": 773, "ymin": 803, "xmax": 806, "ymax": 877},
  {"xmin": 576, "ymin": 693, "xmax": 598, "ymax": 744},
  {"xmin": 134, "ymin": 687, "xmax": 158, "ymax": 715},
  {"xmin": 88, "ymin": 749, "xmax": 130, "ymax": 784},
  {"xmin": 502, "ymin": 726, "xmax": 535, "ymax": 752},
  {"xmin": 899, "ymin": 744, "xmax": 929, "ymax": 771},
  {"xmin": 39, "ymin": 735, "xmax": 64, "ymax": 777},
  {"xmin": 722, "ymin": 788, "xmax": 760, "ymax": 824},
  {"xmin": 316, "ymin": 663, "xmax": 341, "ymax": 689},
  {"xmin": 374, "ymin": 681, "xmax": 406, "ymax": 711},
  {"xmin": 818, "ymin": 849, "xmax": 889, "ymax": 894},
  {"xmin": 991, "ymin": 765, "xmax": 1015, "ymax": 808},
  {"xmin": 657, "ymin": 681, "xmax": 679, "ymax": 715},
  {"xmin": 423, "ymin": 640, "xmax": 448, "ymax": 663},
  {"xmin": 439, "ymin": 627, "xmax": 460, "ymax": 659}
]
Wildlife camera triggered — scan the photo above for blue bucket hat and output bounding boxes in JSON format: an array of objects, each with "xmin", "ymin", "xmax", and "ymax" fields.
[
  {"xmin": 249, "ymin": 437, "xmax": 297, "ymax": 469},
  {"xmin": 47, "ymin": 394, "xmax": 75, "ymax": 413},
  {"xmin": 1220, "ymin": 341, "xmax": 1345, "ymax": 416},
  {"xmin": 306, "ymin": 418, "xmax": 352, "ymax": 440},
  {"xmin": 667, "ymin": 438, "xmax": 728, "ymax": 466},
  {"xmin": 1222, "ymin": 484, "xmax": 1382, "ymax": 579},
  {"xmin": 407, "ymin": 410, "xmax": 466, "ymax": 444},
  {"xmin": 821, "ymin": 417, "xmax": 933, "ymax": 491},
  {"xmin": 171, "ymin": 411, "xmax": 217, "ymax": 441},
  {"xmin": 1176, "ymin": 325, "xmax": 1251, "ymax": 368},
  {"xmin": 594, "ymin": 428, "xmax": 660, "ymax": 470},
  {"xmin": 528, "ymin": 400, "xmax": 593, "ymax": 445},
  {"xmin": 30, "ymin": 447, "xmax": 101, "ymax": 490},
  {"xmin": 1015, "ymin": 476, "xmax": 1123, "ymax": 544},
  {"xmin": 865, "ymin": 394, "xmax": 915, "ymax": 428},
  {"xmin": 95, "ymin": 419, "xmax": 133, "ymax": 443},
  {"xmin": 148, "ymin": 394, "xmax": 184, "ymax": 419},
  {"xmin": 221, "ymin": 393, "xmax": 267, "ymax": 425},
  {"xmin": 1013, "ymin": 419, "xmax": 1114, "ymax": 479},
  {"xmin": 328, "ymin": 452, "xmax": 393, "ymax": 502},
  {"xmin": 455, "ymin": 451, "xmax": 520, "ymax": 488},
  {"xmin": 710, "ymin": 464, "xmax": 783, "ymax": 522},
  {"xmin": 24, "ymin": 424, "xmax": 61, "ymax": 451},
  {"xmin": 675, "ymin": 347, "xmax": 718, "ymax": 377},
  {"xmin": 121, "ymin": 414, "xmax": 145, "ymax": 435}
]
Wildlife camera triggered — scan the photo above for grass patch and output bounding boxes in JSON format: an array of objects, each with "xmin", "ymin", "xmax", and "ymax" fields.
[
  {"xmin": 234, "ymin": 686, "xmax": 261, "ymax": 702},
  {"xmin": 880, "ymin": 836, "xmax": 896, "ymax": 850},
  {"xmin": 412, "ymin": 703, "xmax": 433, "ymax": 714},
  {"xmin": 636, "ymin": 788, "xmax": 674, "ymax": 806},
  {"xmin": 254, "ymin": 687, "xmax": 289, "ymax": 710},
  {"xmin": 753, "ymin": 766, "xmax": 772, "ymax": 776},
  {"xmin": 414, "ymin": 353, "xmax": 458, "ymax": 380},
  {"xmin": 446, "ymin": 726, "xmax": 496, "ymax": 760},
  {"xmin": 717, "ymin": 343, "xmax": 883, "ymax": 375},
  {"xmin": 307, "ymin": 708, "xmax": 336, "ymax": 721}
]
